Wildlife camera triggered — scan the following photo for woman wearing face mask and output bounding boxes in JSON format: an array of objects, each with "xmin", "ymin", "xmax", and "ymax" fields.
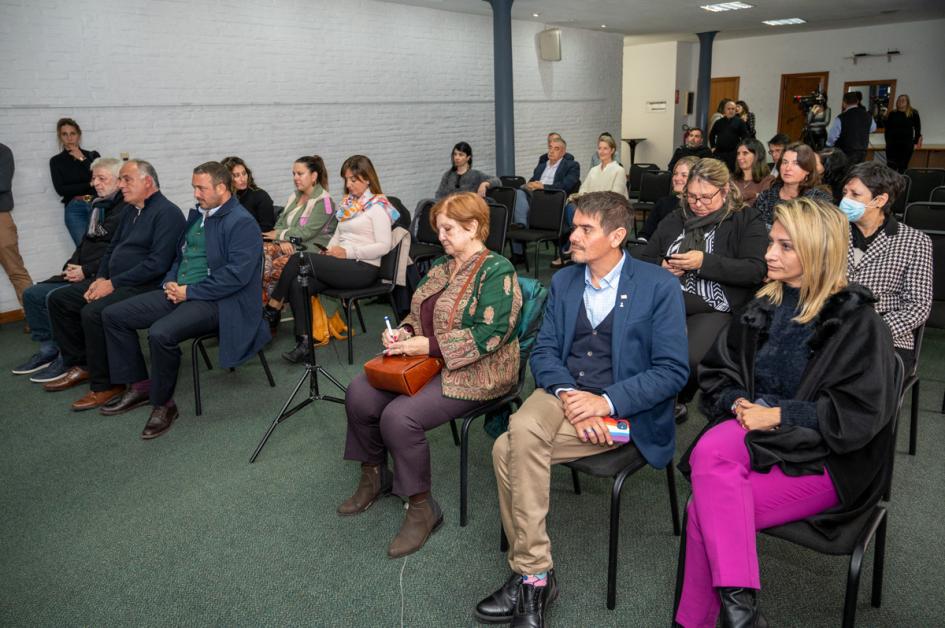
[
  {"xmin": 221, "ymin": 156, "xmax": 275, "ymax": 231},
  {"xmin": 637, "ymin": 155, "xmax": 700, "ymax": 241},
  {"xmin": 708, "ymin": 100, "xmax": 750, "ymax": 173},
  {"xmin": 49, "ymin": 118, "xmax": 101, "ymax": 246},
  {"xmin": 434, "ymin": 142, "xmax": 501, "ymax": 200},
  {"xmin": 341, "ymin": 192, "xmax": 521, "ymax": 558},
  {"xmin": 675, "ymin": 197, "xmax": 899, "ymax": 628},
  {"xmin": 840, "ymin": 161, "xmax": 932, "ymax": 373},
  {"xmin": 733, "ymin": 139, "xmax": 774, "ymax": 206},
  {"xmin": 639, "ymin": 158, "xmax": 767, "ymax": 407},
  {"xmin": 752, "ymin": 142, "xmax": 832, "ymax": 230}
]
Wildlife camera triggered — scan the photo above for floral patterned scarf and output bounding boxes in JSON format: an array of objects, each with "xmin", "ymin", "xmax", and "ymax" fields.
[{"xmin": 336, "ymin": 193, "xmax": 400, "ymax": 224}]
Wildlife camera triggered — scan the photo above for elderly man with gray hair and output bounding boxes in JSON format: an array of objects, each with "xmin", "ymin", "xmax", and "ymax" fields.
[
  {"xmin": 13, "ymin": 157, "xmax": 128, "ymax": 381},
  {"xmin": 42, "ymin": 159, "xmax": 185, "ymax": 412}
]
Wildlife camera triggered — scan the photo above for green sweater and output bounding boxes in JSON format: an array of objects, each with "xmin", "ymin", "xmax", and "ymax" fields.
[
  {"xmin": 274, "ymin": 184, "xmax": 335, "ymax": 248},
  {"xmin": 177, "ymin": 219, "xmax": 209, "ymax": 285}
]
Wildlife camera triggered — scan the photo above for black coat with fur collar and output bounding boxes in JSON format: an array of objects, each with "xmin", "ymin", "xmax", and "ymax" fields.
[{"xmin": 681, "ymin": 283, "xmax": 899, "ymax": 537}]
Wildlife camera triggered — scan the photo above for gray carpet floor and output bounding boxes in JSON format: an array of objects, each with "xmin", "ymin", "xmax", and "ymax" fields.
[{"xmin": 1, "ymin": 279, "xmax": 943, "ymax": 626}]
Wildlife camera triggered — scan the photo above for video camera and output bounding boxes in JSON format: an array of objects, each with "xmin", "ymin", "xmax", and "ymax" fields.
[{"xmin": 793, "ymin": 89, "xmax": 827, "ymax": 112}]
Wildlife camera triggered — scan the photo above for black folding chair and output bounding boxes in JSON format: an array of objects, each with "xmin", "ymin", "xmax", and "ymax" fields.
[
  {"xmin": 904, "ymin": 168, "xmax": 945, "ymax": 204},
  {"xmin": 191, "ymin": 333, "xmax": 275, "ymax": 416},
  {"xmin": 409, "ymin": 199, "xmax": 443, "ymax": 265},
  {"xmin": 634, "ymin": 170, "xmax": 672, "ymax": 224},
  {"xmin": 321, "ymin": 240, "xmax": 405, "ymax": 365},
  {"xmin": 673, "ymin": 356, "xmax": 905, "ymax": 628},
  {"xmin": 890, "ymin": 177, "xmax": 911, "ymax": 217},
  {"xmin": 507, "ymin": 189, "xmax": 566, "ymax": 276},
  {"xmin": 500, "ymin": 175, "xmax": 526, "ymax": 189},
  {"xmin": 485, "ymin": 202, "xmax": 509, "ymax": 254},
  {"xmin": 930, "ymin": 185, "xmax": 945, "ymax": 203},
  {"xmin": 628, "ymin": 163, "xmax": 659, "ymax": 199}
]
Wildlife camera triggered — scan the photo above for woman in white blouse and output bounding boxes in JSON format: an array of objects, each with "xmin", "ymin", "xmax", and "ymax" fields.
[{"xmin": 552, "ymin": 134, "xmax": 628, "ymax": 267}]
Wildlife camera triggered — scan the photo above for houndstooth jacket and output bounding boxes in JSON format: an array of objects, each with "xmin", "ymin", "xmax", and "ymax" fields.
[{"xmin": 847, "ymin": 216, "xmax": 933, "ymax": 350}]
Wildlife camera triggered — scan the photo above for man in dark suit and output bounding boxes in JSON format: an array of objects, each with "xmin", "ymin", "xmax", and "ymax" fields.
[
  {"xmin": 475, "ymin": 191, "xmax": 689, "ymax": 627},
  {"xmin": 101, "ymin": 161, "xmax": 270, "ymax": 440}
]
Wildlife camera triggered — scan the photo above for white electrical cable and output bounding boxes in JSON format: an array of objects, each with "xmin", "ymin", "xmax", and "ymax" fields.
[{"xmin": 399, "ymin": 555, "xmax": 408, "ymax": 628}]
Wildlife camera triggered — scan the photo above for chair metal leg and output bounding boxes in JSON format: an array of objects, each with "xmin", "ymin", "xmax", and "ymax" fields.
[
  {"xmin": 908, "ymin": 380, "xmax": 919, "ymax": 455},
  {"xmin": 533, "ymin": 245, "xmax": 540, "ymax": 278},
  {"xmin": 667, "ymin": 464, "xmax": 681, "ymax": 536},
  {"xmin": 388, "ymin": 293, "xmax": 401, "ymax": 324},
  {"xmin": 871, "ymin": 512, "xmax": 888, "ymax": 608},
  {"xmin": 346, "ymin": 300, "xmax": 354, "ymax": 365},
  {"xmin": 606, "ymin": 468, "xmax": 632, "ymax": 610},
  {"xmin": 459, "ymin": 416, "xmax": 475, "ymax": 527},
  {"xmin": 354, "ymin": 299, "xmax": 367, "ymax": 333},
  {"xmin": 672, "ymin": 504, "xmax": 689, "ymax": 623},
  {"xmin": 571, "ymin": 468, "xmax": 582, "ymax": 495},
  {"xmin": 449, "ymin": 419, "xmax": 460, "ymax": 447},
  {"xmin": 259, "ymin": 350, "xmax": 275, "ymax": 387},
  {"xmin": 192, "ymin": 341, "xmax": 203, "ymax": 417},
  {"xmin": 198, "ymin": 340, "xmax": 213, "ymax": 370}
]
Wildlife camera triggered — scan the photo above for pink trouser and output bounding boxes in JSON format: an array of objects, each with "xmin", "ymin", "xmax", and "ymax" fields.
[{"xmin": 675, "ymin": 420, "xmax": 839, "ymax": 628}]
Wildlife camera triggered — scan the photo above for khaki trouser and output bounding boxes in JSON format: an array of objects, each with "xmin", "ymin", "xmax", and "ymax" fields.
[
  {"xmin": 0, "ymin": 212, "xmax": 33, "ymax": 306},
  {"xmin": 493, "ymin": 388, "xmax": 616, "ymax": 575}
]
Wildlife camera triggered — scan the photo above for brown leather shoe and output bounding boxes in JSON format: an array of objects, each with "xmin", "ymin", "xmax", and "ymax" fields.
[
  {"xmin": 141, "ymin": 405, "xmax": 179, "ymax": 440},
  {"xmin": 100, "ymin": 388, "xmax": 150, "ymax": 416},
  {"xmin": 337, "ymin": 465, "xmax": 393, "ymax": 516},
  {"xmin": 71, "ymin": 386, "xmax": 125, "ymax": 411},
  {"xmin": 43, "ymin": 366, "xmax": 90, "ymax": 392},
  {"xmin": 387, "ymin": 496, "xmax": 443, "ymax": 558}
]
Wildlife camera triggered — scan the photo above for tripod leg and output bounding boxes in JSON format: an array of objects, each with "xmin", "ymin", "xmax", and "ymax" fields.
[{"xmin": 250, "ymin": 366, "xmax": 310, "ymax": 463}]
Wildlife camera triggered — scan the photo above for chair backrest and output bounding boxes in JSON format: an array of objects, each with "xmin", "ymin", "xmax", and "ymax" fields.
[
  {"xmin": 500, "ymin": 175, "xmax": 526, "ymax": 189},
  {"xmin": 527, "ymin": 188, "xmax": 567, "ymax": 233},
  {"xmin": 513, "ymin": 277, "xmax": 549, "ymax": 384},
  {"xmin": 930, "ymin": 186, "xmax": 945, "ymax": 203},
  {"xmin": 272, "ymin": 205, "xmax": 284, "ymax": 222},
  {"xmin": 386, "ymin": 196, "xmax": 412, "ymax": 231},
  {"xmin": 904, "ymin": 168, "xmax": 945, "ymax": 204},
  {"xmin": 487, "ymin": 186, "xmax": 517, "ymax": 222},
  {"xmin": 485, "ymin": 202, "xmax": 509, "ymax": 253},
  {"xmin": 629, "ymin": 163, "xmax": 660, "ymax": 192},
  {"xmin": 378, "ymin": 239, "xmax": 405, "ymax": 285},
  {"xmin": 639, "ymin": 170, "xmax": 672, "ymax": 203},
  {"xmin": 902, "ymin": 203, "xmax": 945, "ymax": 327},
  {"xmin": 890, "ymin": 177, "xmax": 910, "ymax": 216},
  {"xmin": 413, "ymin": 199, "xmax": 439, "ymax": 245},
  {"xmin": 903, "ymin": 202, "xmax": 945, "ymax": 234}
]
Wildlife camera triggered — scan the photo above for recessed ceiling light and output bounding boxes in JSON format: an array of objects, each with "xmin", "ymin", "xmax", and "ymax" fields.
[
  {"xmin": 762, "ymin": 17, "xmax": 807, "ymax": 25},
  {"xmin": 532, "ymin": 13, "xmax": 540, "ymax": 18},
  {"xmin": 701, "ymin": 2, "xmax": 753, "ymax": 12},
  {"xmin": 600, "ymin": 24, "xmax": 607, "ymax": 28}
]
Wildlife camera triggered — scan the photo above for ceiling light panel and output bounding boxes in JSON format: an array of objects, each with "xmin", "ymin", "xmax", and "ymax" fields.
[
  {"xmin": 701, "ymin": 2, "xmax": 754, "ymax": 12},
  {"xmin": 762, "ymin": 18, "xmax": 807, "ymax": 25}
]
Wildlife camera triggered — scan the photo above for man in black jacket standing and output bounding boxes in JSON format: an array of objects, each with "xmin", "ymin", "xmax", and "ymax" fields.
[
  {"xmin": 827, "ymin": 91, "xmax": 876, "ymax": 164},
  {"xmin": 12, "ymin": 157, "xmax": 128, "ymax": 382},
  {"xmin": 44, "ymin": 159, "xmax": 185, "ymax": 411}
]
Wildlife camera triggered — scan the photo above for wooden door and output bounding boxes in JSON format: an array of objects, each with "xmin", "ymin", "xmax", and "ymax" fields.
[
  {"xmin": 709, "ymin": 77, "xmax": 740, "ymax": 116},
  {"xmin": 777, "ymin": 72, "xmax": 829, "ymax": 143}
]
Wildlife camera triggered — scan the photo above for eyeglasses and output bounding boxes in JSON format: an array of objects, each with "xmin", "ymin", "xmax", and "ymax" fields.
[{"xmin": 685, "ymin": 188, "xmax": 721, "ymax": 205}]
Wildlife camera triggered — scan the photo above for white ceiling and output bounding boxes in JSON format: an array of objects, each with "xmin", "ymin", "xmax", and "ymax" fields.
[{"xmin": 377, "ymin": 0, "xmax": 945, "ymax": 40}]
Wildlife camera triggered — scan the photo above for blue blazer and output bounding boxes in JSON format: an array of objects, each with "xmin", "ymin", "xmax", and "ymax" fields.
[
  {"xmin": 530, "ymin": 156, "xmax": 581, "ymax": 194},
  {"xmin": 164, "ymin": 196, "xmax": 270, "ymax": 368},
  {"xmin": 529, "ymin": 254, "xmax": 689, "ymax": 468}
]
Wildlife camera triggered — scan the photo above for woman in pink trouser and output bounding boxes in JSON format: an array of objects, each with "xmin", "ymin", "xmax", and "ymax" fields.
[{"xmin": 674, "ymin": 197, "xmax": 899, "ymax": 627}]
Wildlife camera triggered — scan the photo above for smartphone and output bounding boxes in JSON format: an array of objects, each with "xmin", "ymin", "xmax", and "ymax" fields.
[
  {"xmin": 312, "ymin": 242, "xmax": 328, "ymax": 252},
  {"xmin": 602, "ymin": 417, "xmax": 631, "ymax": 444},
  {"xmin": 663, "ymin": 254, "xmax": 675, "ymax": 262}
]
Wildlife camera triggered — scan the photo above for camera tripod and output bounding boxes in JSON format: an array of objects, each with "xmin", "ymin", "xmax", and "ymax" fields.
[{"xmin": 249, "ymin": 245, "xmax": 346, "ymax": 463}]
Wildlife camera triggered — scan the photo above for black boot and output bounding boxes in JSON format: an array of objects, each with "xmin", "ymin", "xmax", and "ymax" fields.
[
  {"xmin": 719, "ymin": 587, "xmax": 768, "ymax": 628},
  {"xmin": 475, "ymin": 570, "xmax": 558, "ymax": 624},
  {"xmin": 282, "ymin": 335, "xmax": 310, "ymax": 363},
  {"xmin": 263, "ymin": 305, "xmax": 282, "ymax": 334},
  {"xmin": 511, "ymin": 576, "xmax": 559, "ymax": 628}
]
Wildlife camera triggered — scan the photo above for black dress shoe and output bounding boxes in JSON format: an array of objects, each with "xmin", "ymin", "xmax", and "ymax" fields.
[
  {"xmin": 141, "ymin": 405, "xmax": 179, "ymax": 440},
  {"xmin": 282, "ymin": 336, "xmax": 310, "ymax": 363},
  {"xmin": 511, "ymin": 578, "xmax": 558, "ymax": 628},
  {"xmin": 475, "ymin": 570, "xmax": 557, "ymax": 624},
  {"xmin": 719, "ymin": 587, "xmax": 768, "ymax": 628},
  {"xmin": 100, "ymin": 388, "xmax": 150, "ymax": 416}
]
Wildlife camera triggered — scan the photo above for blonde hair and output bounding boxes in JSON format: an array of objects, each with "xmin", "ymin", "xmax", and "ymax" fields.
[
  {"xmin": 896, "ymin": 93, "xmax": 914, "ymax": 118},
  {"xmin": 429, "ymin": 192, "xmax": 490, "ymax": 242},
  {"xmin": 682, "ymin": 157, "xmax": 744, "ymax": 217},
  {"xmin": 756, "ymin": 197, "xmax": 848, "ymax": 323}
]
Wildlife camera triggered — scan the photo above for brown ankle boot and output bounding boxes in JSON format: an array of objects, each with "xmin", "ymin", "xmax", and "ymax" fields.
[
  {"xmin": 387, "ymin": 496, "xmax": 443, "ymax": 558},
  {"xmin": 337, "ymin": 465, "xmax": 392, "ymax": 516}
]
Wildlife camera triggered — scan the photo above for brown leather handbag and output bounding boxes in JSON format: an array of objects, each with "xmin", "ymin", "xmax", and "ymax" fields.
[{"xmin": 363, "ymin": 249, "xmax": 489, "ymax": 396}]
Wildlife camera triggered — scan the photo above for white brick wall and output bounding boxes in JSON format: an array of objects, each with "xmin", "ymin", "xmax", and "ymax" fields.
[{"xmin": 0, "ymin": 0, "xmax": 623, "ymax": 312}]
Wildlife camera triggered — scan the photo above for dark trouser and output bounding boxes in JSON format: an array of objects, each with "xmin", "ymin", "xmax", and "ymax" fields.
[
  {"xmin": 48, "ymin": 280, "xmax": 149, "ymax": 391},
  {"xmin": 23, "ymin": 279, "xmax": 70, "ymax": 343},
  {"xmin": 681, "ymin": 293, "xmax": 732, "ymax": 402},
  {"xmin": 276, "ymin": 253, "xmax": 380, "ymax": 336},
  {"xmin": 344, "ymin": 373, "xmax": 482, "ymax": 497},
  {"xmin": 895, "ymin": 346, "xmax": 915, "ymax": 378},
  {"xmin": 103, "ymin": 290, "xmax": 220, "ymax": 407},
  {"xmin": 885, "ymin": 144, "xmax": 915, "ymax": 174},
  {"xmin": 845, "ymin": 149, "xmax": 867, "ymax": 165}
]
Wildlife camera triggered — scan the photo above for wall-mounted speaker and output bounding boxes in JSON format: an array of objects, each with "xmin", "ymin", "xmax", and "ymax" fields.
[
  {"xmin": 686, "ymin": 92, "xmax": 694, "ymax": 115},
  {"xmin": 538, "ymin": 28, "xmax": 561, "ymax": 62}
]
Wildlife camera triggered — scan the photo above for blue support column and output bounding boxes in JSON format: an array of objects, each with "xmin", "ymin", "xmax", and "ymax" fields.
[
  {"xmin": 695, "ymin": 31, "xmax": 718, "ymax": 132},
  {"xmin": 485, "ymin": 0, "xmax": 515, "ymax": 176}
]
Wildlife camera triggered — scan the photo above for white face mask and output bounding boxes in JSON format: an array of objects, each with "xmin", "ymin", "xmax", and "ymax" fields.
[{"xmin": 838, "ymin": 196, "xmax": 866, "ymax": 222}]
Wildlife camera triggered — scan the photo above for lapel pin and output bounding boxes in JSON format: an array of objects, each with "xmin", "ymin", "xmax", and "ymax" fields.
[{"xmin": 619, "ymin": 294, "xmax": 627, "ymax": 307}]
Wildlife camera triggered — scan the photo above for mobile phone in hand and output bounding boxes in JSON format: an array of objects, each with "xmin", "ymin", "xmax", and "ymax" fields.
[
  {"xmin": 312, "ymin": 242, "xmax": 328, "ymax": 252},
  {"xmin": 602, "ymin": 417, "xmax": 631, "ymax": 444}
]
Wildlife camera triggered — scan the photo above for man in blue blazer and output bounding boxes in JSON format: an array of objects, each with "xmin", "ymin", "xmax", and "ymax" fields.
[
  {"xmin": 101, "ymin": 161, "xmax": 270, "ymax": 439},
  {"xmin": 475, "ymin": 191, "xmax": 688, "ymax": 627}
]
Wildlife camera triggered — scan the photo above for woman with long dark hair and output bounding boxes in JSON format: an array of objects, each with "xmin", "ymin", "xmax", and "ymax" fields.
[
  {"xmin": 732, "ymin": 139, "xmax": 773, "ymax": 205},
  {"xmin": 221, "ymin": 156, "xmax": 275, "ymax": 231},
  {"xmin": 434, "ymin": 142, "xmax": 500, "ymax": 199}
]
